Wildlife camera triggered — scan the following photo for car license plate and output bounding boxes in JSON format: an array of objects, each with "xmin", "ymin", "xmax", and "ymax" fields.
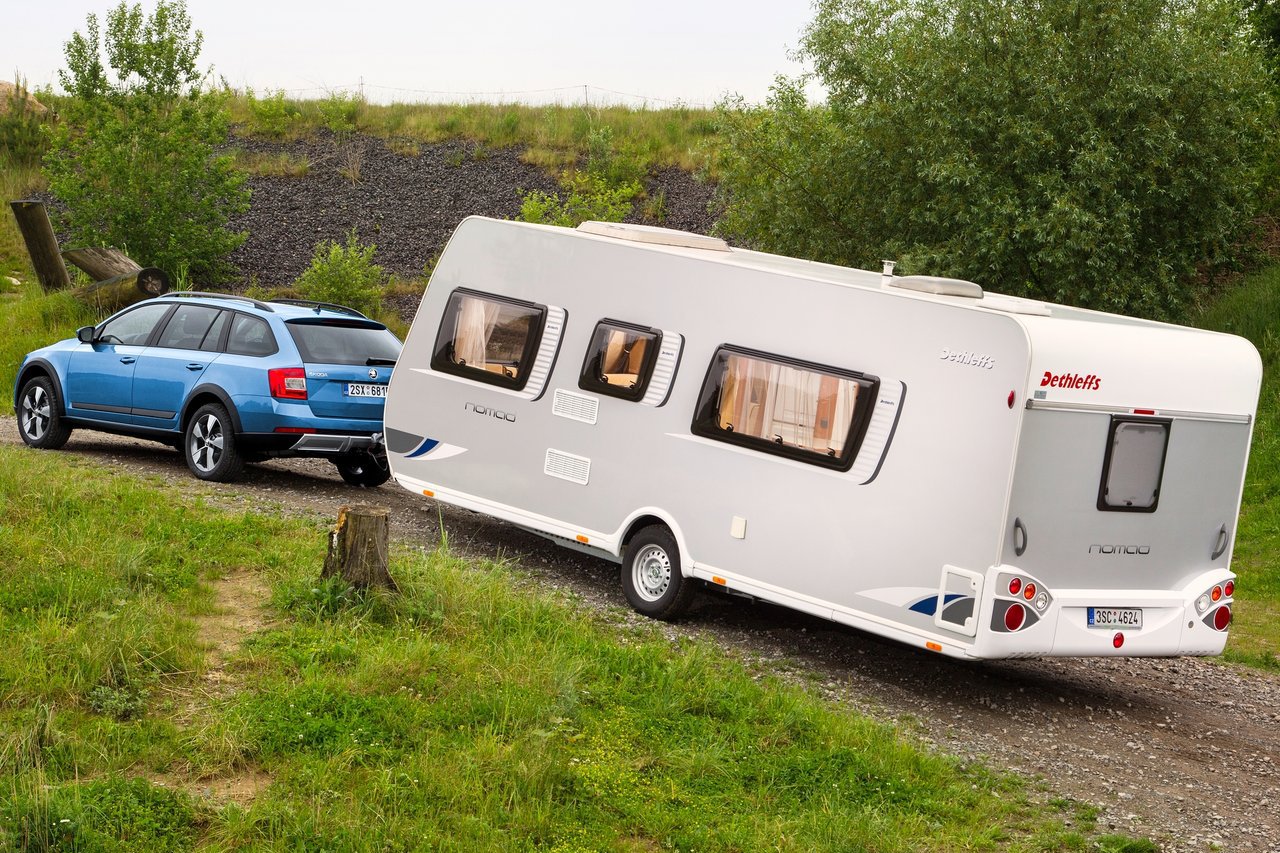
[
  {"xmin": 1087, "ymin": 607, "xmax": 1143, "ymax": 629},
  {"xmin": 345, "ymin": 383, "xmax": 387, "ymax": 398}
]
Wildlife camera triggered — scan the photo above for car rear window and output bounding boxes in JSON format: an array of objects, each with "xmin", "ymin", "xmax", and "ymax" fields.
[{"xmin": 286, "ymin": 320, "xmax": 402, "ymax": 365}]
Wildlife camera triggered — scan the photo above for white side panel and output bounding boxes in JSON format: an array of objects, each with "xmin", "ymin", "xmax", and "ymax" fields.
[
  {"xmin": 514, "ymin": 305, "xmax": 566, "ymax": 401},
  {"xmin": 850, "ymin": 379, "xmax": 905, "ymax": 484},
  {"xmin": 639, "ymin": 331, "xmax": 683, "ymax": 407}
]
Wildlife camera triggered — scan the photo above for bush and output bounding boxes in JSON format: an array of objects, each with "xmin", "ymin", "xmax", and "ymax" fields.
[
  {"xmin": 43, "ymin": 1, "xmax": 249, "ymax": 284},
  {"xmin": 294, "ymin": 229, "xmax": 386, "ymax": 317},
  {"xmin": 245, "ymin": 86, "xmax": 297, "ymax": 138},
  {"xmin": 715, "ymin": 0, "xmax": 1275, "ymax": 321},
  {"xmin": 0, "ymin": 76, "xmax": 48, "ymax": 169},
  {"xmin": 518, "ymin": 172, "xmax": 641, "ymax": 228}
]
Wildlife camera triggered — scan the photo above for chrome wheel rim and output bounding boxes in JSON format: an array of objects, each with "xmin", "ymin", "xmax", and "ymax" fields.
[
  {"xmin": 20, "ymin": 385, "xmax": 50, "ymax": 441},
  {"xmin": 189, "ymin": 413, "xmax": 224, "ymax": 473},
  {"xmin": 632, "ymin": 544, "xmax": 672, "ymax": 602}
]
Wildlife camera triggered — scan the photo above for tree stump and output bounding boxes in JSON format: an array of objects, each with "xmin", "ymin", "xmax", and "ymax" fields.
[
  {"xmin": 73, "ymin": 267, "xmax": 170, "ymax": 312},
  {"xmin": 321, "ymin": 505, "xmax": 397, "ymax": 591},
  {"xmin": 62, "ymin": 246, "xmax": 143, "ymax": 281},
  {"xmin": 8, "ymin": 200, "xmax": 71, "ymax": 291}
]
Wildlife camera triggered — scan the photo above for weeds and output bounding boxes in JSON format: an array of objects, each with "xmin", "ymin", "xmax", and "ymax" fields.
[{"xmin": 293, "ymin": 228, "xmax": 386, "ymax": 317}]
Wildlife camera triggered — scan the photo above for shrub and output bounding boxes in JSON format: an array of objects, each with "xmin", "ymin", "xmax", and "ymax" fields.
[
  {"xmin": 715, "ymin": 0, "xmax": 1276, "ymax": 321},
  {"xmin": 0, "ymin": 76, "xmax": 48, "ymax": 169},
  {"xmin": 517, "ymin": 172, "xmax": 641, "ymax": 228},
  {"xmin": 245, "ymin": 86, "xmax": 296, "ymax": 138},
  {"xmin": 43, "ymin": 1, "xmax": 249, "ymax": 284},
  {"xmin": 294, "ymin": 229, "xmax": 385, "ymax": 317},
  {"xmin": 319, "ymin": 91, "xmax": 362, "ymax": 133}
]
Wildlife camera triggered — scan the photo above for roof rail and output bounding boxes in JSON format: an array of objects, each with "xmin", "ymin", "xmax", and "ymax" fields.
[
  {"xmin": 163, "ymin": 291, "xmax": 276, "ymax": 312},
  {"xmin": 271, "ymin": 298, "xmax": 368, "ymax": 319}
]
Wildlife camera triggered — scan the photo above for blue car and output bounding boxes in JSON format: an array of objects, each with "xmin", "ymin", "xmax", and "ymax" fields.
[{"xmin": 14, "ymin": 292, "xmax": 402, "ymax": 485}]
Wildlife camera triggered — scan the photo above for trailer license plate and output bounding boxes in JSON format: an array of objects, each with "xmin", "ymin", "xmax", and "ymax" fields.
[
  {"xmin": 345, "ymin": 383, "xmax": 387, "ymax": 398},
  {"xmin": 1087, "ymin": 607, "xmax": 1143, "ymax": 629}
]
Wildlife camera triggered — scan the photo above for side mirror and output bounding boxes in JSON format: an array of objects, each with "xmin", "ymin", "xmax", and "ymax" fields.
[{"xmin": 76, "ymin": 326, "xmax": 97, "ymax": 344}]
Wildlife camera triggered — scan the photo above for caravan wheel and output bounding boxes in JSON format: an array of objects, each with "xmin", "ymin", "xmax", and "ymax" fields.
[{"xmin": 621, "ymin": 525, "xmax": 695, "ymax": 620}]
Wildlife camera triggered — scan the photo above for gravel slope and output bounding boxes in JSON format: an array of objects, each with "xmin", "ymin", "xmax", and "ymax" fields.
[{"xmin": 5, "ymin": 420, "xmax": 1278, "ymax": 853}]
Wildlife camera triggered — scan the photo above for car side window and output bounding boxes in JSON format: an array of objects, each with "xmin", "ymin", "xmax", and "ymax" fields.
[
  {"xmin": 199, "ymin": 310, "xmax": 230, "ymax": 352},
  {"xmin": 226, "ymin": 314, "xmax": 278, "ymax": 357},
  {"xmin": 156, "ymin": 306, "xmax": 222, "ymax": 350},
  {"xmin": 97, "ymin": 304, "xmax": 173, "ymax": 346}
]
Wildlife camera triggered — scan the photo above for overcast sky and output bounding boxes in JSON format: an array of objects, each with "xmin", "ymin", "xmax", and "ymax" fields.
[{"xmin": 7, "ymin": 1, "xmax": 817, "ymax": 107}]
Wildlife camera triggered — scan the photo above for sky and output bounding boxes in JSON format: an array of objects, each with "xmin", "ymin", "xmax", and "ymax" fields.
[{"xmin": 6, "ymin": 0, "xmax": 818, "ymax": 108}]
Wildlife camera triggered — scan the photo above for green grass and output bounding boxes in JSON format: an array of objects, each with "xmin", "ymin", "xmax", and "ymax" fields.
[
  {"xmin": 0, "ymin": 279, "xmax": 98, "ymax": 415},
  {"xmin": 1, "ymin": 162, "xmax": 46, "ymax": 283},
  {"xmin": 1192, "ymin": 267, "xmax": 1280, "ymax": 668},
  {"xmin": 0, "ymin": 445, "xmax": 1142, "ymax": 851}
]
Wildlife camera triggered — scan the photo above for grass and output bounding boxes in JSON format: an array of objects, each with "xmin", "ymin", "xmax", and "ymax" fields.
[
  {"xmin": 229, "ymin": 149, "xmax": 311, "ymax": 178},
  {"xmin": 1192, "ymin": 267, "xmax": 1280, "ymax": 668},
  {"xmin": 0, "ymin": 444, "xmax": 1145, "ymax": 851},
  {"xmin": 1, "ymin": 162, "xmax": 46, "ymax": 283},
  {"xmin": 228, "ymin": 94, "xmax": 720, "ymax": 174}
]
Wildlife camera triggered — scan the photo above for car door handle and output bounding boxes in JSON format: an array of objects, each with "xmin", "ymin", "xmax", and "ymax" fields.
[
  {"xmin": 186, "ymin": 363, "xmax": 205, "ymax": 371},
  {"xmin": 119, "ymin": 356, "xmax": 136, "ymax": 364}
]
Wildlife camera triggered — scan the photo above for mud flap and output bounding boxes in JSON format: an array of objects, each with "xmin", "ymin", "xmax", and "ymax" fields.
[{"xmin": 934, "ymin": 565, "xmax": 984, "ymax": 637}]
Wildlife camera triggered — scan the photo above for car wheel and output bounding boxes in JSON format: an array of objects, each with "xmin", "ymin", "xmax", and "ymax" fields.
[
  {"xmin": 184, "ymin": 403, "xmax": 244, "ymax": 482},
  {"xmin": 17, "ymin": 376, "xmax": 72, "ymax": 450},
  {"xmin": 335, "ymin": 453, "xmax": 391, "ymax": 488},
  {"xmin": 621, "ymin": 524, "xmax": 695, "ymax": 620}
]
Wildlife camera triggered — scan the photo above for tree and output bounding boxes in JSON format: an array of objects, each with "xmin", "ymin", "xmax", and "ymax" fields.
[
  {"xmin": 714, "ymin": 0, "xmax": 1275, "ymax": 320},
  {"xmin": 44, "ymin": 1, "xmax": 248, "ymax": 284}
]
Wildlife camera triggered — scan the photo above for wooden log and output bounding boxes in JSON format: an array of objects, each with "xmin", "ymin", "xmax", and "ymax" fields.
[
  {"xmin": 72, "ymin": 267, "xmax": 170, "ymax": 312},
  {"xmin": 62, "ymin": 246, "xmax": 142, "ymax": 281},
  {"xmin": 8, "ymin": 200, "xmax": 71, "ymax": 292},
  {"xmin": 321, "ymin": 505, "xmax": 397, "ymax": 591}
]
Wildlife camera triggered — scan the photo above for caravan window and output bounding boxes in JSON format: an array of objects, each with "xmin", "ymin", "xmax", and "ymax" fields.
[
  {"xmin": 692, "ymin": 346, "xmax": 879, "ymax": 471},
  {"xmin": 579, "ymin": 320, "xmax": 661, "ymax": 401},
  {"xmin": 1097, "ymin": 417, "xmax": 1171, "ymax": 512},
  {"xmin": 431, "ymin": 289, "xmax": 547, "ymax": 390}
]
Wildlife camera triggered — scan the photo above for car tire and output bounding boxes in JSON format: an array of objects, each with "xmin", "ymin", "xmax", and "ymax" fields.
[
  {"xmin": 16, "ymin": 376, "xmax": 72, "ymax": 450},
  {"xmin": 335, "ymin": 453, "xmax": 391, "ymax": 488},
  {"xmin": 184, "ymin": 402, "xmax": 244, "ymax": 482},
  {"xmin": 621, "ymin": 524, "xmax": 695, "ymax": 620}
]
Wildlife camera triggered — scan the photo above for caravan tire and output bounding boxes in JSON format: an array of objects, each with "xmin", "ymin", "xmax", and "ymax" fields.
[{"xmin": 621, "ymin": 525, "xmax": 695, "ymax": 620}]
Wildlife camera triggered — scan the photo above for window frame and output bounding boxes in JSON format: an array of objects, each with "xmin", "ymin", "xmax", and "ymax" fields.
[
  {"xmin": 691, "ymin": 344, "xmax": 880, "ymax": 472},
  {"xmin": 154, "ymin": 305, "xmax": 224, "ymax": 351},
  {"xmin": 578, "ymin": 319, "xmax": 663, "ymax": 402},
  {"xmin": 1096, "ymin": 415, "xmax": 1172, "ymax": 513},
  {"xmin": 430, "ymin": 288, "xmax": 548, "ymax": 392},
  {"xmin": 96, "ymin": 303, "xmax": 175, "ymax": 347}
]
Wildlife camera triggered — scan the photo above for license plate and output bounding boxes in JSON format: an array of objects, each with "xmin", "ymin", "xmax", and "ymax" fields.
[
  {"xmin": 345, "ymin": 383, "xmax": 387, "ymax": 398},
  {"xmin": 1087, "ymin": 607, "xmax": 1143, "ymax": 629}
]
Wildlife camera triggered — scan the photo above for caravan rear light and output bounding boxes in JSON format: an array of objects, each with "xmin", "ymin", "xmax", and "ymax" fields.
[
  {"xmin": 1007, "ymin": 391, "xmax": 1016, "ymax": 409},
  {"xmin": 1034, "ymin": 592, "xmax": 1049, "ymax": 611},
  {"xmin": 1008, "ymin": 577, "xmax": 1022, "ymax": 596},
  {"xmin": 1213, "ymin": 606, "xmax": 1232, "ymax": 631},
  {"xmin": 1196, "ymin": 593, "xmax": 1211, "ymax": 614},
  {"xmin": 1023, "ymin": 582, "xmax": 1037, "ymax": 601},
  {"xmin": 1224, "ymin": 580, "xmax": 1235, "ymax": 597},
  {"xmin": 269, "ymin": 367, "xmax": 308, "ymax": 400},
  {"xmin": 1113, "ymin": 632, "xmax": 1124, "ymax": 649},
  {"xmin": 1211, "ymin": 585, "xmax": 1223, "ymax": 602},
  {"xmin": 1133, "ymin": 408, "xmax": 1156, "ymax": 416},
  {"xmin": 1004, "ymin": 603, "xmax": 1026, "ymax": 631}
]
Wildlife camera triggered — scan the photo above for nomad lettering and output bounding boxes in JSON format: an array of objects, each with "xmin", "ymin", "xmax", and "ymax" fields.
[
  {"xmin": 1040, "ymin": 371, "xmax": 1101, "ymax": 391},
  {"xmin": 464, "ymin": 402, "xmax": 516, "ymax": 422}
]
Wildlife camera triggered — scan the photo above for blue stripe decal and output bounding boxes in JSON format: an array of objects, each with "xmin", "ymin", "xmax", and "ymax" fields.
[
  {"xmin": 405, "ymin": 438, "xmax": 441, "ymax": 459},
  {"xmin": 908, "ymin": 593, "xmax": 966, "ymax": 616}
]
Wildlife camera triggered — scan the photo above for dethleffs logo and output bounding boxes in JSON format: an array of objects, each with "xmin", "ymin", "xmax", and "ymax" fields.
[{"xmin": 1040, "ymin": 371, "xmax": 1101, "ymax": 391}]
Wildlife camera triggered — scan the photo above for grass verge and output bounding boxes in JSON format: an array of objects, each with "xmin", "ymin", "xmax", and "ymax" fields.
[{"xmin": 0, "ymin": 444, "xmax": 1144, "ymax": 851}]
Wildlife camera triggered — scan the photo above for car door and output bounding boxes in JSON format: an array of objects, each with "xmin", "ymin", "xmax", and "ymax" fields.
[
  {"xmin": 131, "ymin": 306, "xmax": 229, "ymax": 430},
  {"xmin": 65, "ymin": 302, "xmax": 174, "ymax": 426}
]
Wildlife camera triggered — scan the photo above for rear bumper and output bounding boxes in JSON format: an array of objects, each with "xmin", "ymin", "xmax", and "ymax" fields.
[{"xmin": 289, "ymin": 432, "xmax": 383, "ymax": 454}]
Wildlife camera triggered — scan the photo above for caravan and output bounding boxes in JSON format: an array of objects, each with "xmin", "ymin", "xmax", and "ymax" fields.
[{"xmin": 385, "ymin": 216, "xmax": 1261, "ymax": 660}]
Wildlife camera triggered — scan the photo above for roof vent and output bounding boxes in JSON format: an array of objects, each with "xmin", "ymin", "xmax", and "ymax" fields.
[
  {"xmin": 577, "ymin": 220, "xmax": 730, "ymax": 251},
  {"xmin": 889, "ymin": 275, "xmax": 983, "ymax": 299}
]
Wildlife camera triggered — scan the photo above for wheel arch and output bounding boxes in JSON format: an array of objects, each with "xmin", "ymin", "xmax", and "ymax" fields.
[
  {"xmin": 180, "ymin": 385, "xmax": 244, "ymax": 434},
  {"xmin": 15, "ymin": 360, "xmax": 67, "ymax": 414},
  {"xmin": 617, "ymin": 508, "xmax": 691, "ymax": 576}
]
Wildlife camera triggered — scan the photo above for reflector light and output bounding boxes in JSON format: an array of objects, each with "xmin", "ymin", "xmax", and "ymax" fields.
[
  {"xmin": 1035, "ymin": 592, "xmax": 1048, "ymax": 611},
  {"xmin": 1213, "ymin": 605, "xmax": 1232, "ymax": 632},
  {"xmin": 273, "ymin": 427, "xmax": 315, "ymax": 434},
  {"xmin": 422, "ymin": 489, "xmax": 434, "ymax": 497},
  {"xmin": 1196, "ymin": 593, "xmax": 1210, "ymax": 613},
  {"xmin": 926, "ymin": 641, "xmax": 942, "ymax": 652},
  {"xmin": 268, "ymin": 367, "xmax": 308, "ymax": 400},
  {"xmin": 1211, "ymin": 585, "xmax": 1223, "ymax": 602},
  {"xmin": 576, "ymin": 534, "xmax": 589, "ymax": 544},
  {"xmin": 1007, "ymin": 391, "xmax": 1016, "ymax": 409},
  {"xmin": 712, "ymin": 576, "xmax": 727, "ymax": 586},
  {"xmin": 1023, "ymin": 582, "xmax": 1037, "ymax": 601},
  {"xmin": 1004, "ymin": 603, "xmax": 1026, "ymax": 631},
  {"xmin": 1008, "ymin": 577, "xmax": 1022, "ymax": 596},
  {"xmin": 1113, "ymin": 632, "xmax": 1124, "ymax": 649},
  {"xmin": 1224, "ymin": 580, "xmax": 1235, "ymax": 597},
  {"xmin": 1133, "ymin": 408, "xmax": 1156, "ymax": 416}
]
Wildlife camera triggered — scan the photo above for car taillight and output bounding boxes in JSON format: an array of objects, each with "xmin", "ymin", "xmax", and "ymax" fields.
[{"xmin": 269, "ymin": 367, "xmax": 307, "ymax": 400}]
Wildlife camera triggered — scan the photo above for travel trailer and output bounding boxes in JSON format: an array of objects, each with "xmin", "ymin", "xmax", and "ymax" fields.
[{"xmin": 385, "ymin": 216, "xmax": 1261, "ymax": 660}]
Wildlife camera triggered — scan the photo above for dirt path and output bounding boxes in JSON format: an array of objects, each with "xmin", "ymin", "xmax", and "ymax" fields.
[{"xmin": 6, "ymin": 419, "xmax": 1279, "ymax": 852}]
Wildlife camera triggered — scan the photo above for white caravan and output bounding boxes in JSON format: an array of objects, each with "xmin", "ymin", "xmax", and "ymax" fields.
[{"xmin": 385, "ymin": 216, "xmax": 1261, "ymax": 660}]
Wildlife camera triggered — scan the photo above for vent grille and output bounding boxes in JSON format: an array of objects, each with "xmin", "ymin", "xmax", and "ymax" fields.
[
  {"xmin": 553, "ymin": 389, "xmax": 599, "ymax": 424},
  {"xmin": 545, "ymin": 448, "xmax": 591, "ymax": 485}
]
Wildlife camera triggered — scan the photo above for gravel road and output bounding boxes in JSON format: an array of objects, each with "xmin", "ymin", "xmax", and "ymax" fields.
[{"xmin": 4, "ymin": 417, "xmax": 1277, "ymax": 851}]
